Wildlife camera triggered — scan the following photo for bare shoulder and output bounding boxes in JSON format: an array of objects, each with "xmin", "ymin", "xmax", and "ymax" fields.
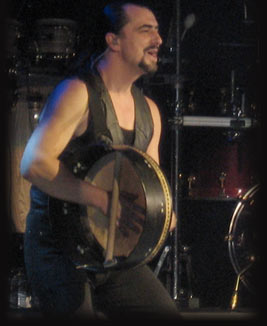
[
  {"xmin": 53, "ymin": 77, "xmax": 89, "ymax": 102},
  {"xmin": 37, "ymin": 77, "xmax": 90, "ymax": 141},
  {"xmin": 144, "ymin": 95, "xmax": 161, "ymax": 123},
  {"xmin": 41, "ymin": 77, "xmax": 89, "ymax": 121},
  {"xmin": 144, "ymin": 96, "xmax": 162, "ymax": 164},
  {"xmin": 144, "ymin": 96, "xmax": 159, "ymax": 112}
]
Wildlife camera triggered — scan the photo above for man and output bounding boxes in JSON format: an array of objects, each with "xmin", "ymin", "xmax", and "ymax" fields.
[{"xmin": 20, "ymin": 1, "xmax": 178, "ymax": 319}]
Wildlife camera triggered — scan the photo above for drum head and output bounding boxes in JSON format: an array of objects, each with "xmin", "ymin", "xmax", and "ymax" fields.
[
  {"xmin": 85, "ymin": 151, "xmax": 146, "ymax": 258},
  {"xmin": 49, "ymin": 145, "xmax": 172, "ymax": 271}
]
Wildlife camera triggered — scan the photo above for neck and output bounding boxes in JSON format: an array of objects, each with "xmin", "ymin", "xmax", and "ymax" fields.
[{"xmin": 96, "ymin": 51, "xmax": 143, "ymax": 94}]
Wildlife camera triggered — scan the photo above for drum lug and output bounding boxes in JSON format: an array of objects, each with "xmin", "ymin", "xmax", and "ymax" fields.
[
  {"xmin": 224, "ymin": 234, "xmax": 233, "ymax": 242},
  {"xmin": 62, "ymin": 202, "xmax": 69, "ymax": 215},
  {"xmin": 187, "ymin": 174, "xmax": 196, "ymax": 197},
  {"xmin": 219, "ymin": 172, "xmax": 227, "ymax": 197}
]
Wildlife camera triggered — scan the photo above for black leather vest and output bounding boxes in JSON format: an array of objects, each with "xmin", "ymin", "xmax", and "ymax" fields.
[{"xmin": 61, "ymin": 73, "xmax": 154, "ymax": 159}]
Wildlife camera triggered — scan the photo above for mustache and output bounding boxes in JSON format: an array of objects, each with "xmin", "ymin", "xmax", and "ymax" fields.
[{"xmin": 143, "ymin": 45, "xmax": 159, "ymax": 52}]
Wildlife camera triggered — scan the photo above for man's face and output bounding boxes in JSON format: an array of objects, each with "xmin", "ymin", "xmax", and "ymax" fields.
[{"xmin": 118, "ymin": 5, "xmax": 163, "ymax": 74}]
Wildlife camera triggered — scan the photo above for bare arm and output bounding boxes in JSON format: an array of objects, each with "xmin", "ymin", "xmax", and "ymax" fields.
[
  {"xmin": 144, "ymin": 96, "xmax": 161, "ymax": 164},
  {"xmin": 20, "ymin": 78, "xmax": 109, "ymax": 214},
  {"xmin": 145, "ymin": 97, "xmax": 177, "ymax": 231}
]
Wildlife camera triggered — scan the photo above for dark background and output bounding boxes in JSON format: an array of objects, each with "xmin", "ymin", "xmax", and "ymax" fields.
[
  {"xmin": 5, "ymin": 0, "xmax": 261, "ymax": 311},
  {"xmin": 6, "ymin": 0, "xmax": 261, "ymax": 173}
]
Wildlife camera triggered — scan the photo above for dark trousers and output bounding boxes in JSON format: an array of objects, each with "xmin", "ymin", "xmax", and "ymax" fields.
[
  {"xmin": 24, "ymin": 187, "xmax": 180, "ymax": 320},
  {"xmin": 25, "ymin": 233, "xmax": 179, "ymax": 320}
]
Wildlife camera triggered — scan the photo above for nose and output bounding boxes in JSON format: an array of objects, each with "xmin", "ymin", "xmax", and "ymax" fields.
[{"xmin": 154, "ymin": 30, "xmax": 163, "ymax": 46}]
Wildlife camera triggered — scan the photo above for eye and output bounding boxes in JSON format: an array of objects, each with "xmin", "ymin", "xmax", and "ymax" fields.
[{"xmin": 140, "ymin": 28, "xmax": 150, "ymax": 33}]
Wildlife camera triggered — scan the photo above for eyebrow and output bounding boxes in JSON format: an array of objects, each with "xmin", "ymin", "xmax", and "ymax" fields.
[{"xmin": 137, "ymin": 24, "xmax": 159, "ymax": 31}]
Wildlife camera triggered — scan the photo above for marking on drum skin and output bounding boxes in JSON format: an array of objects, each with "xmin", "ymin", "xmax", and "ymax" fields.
[
  {"xmin": 161, "ymin": 202, "xmax": 164, "ymax": 214},
  {"xmin": 73, "ymin": 162, "xmax": 81, "ymax": 174},
  {"xmin": 144, "ymin": 160, "xmax": 152, "ymax": 168},
  {"xmin": 77, "ymin": 245, "xmax": 85, "ymax": 255},
  {"xmin": 63, "ymin": 202, "xmax": 68, "ymax": 215},
  {"xmin": 145, "ymin": 248, "xmax": 152, "ymax": 257},
  {"xmin": 73, "ymin": 161, "xmax": 87, "ymax": 174}
]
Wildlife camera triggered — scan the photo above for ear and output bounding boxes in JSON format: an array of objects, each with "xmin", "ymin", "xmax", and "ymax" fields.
[{"xmin": 105, "ymin": 32, "xmax": 120, "ymax": 51}]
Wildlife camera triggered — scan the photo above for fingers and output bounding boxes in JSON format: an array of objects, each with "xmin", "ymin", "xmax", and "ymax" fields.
[
  {"xmin": 119, "ymin": 191, "xmax": 146, "ymax": 216},
  {"xmin": 116, "ymin": 192, "xmax": 145, "ymax": 237}
]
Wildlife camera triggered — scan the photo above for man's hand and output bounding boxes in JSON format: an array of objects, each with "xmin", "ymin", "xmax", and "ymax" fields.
[
  {"xmin": 116, "ymin": 191, "xmax": 145, "ymax": 237},
  {"xmin": 169, "ymin": 211, "xmax": 177, "ymax": 232}
]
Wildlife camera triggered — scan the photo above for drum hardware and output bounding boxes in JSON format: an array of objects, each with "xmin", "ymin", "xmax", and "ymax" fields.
[
  {"xmin": 9, "ymin": 268, "xmax": 32, "ymax": 310},
  {"xmin": 223, "ymin": 129, "xmax": 242, "ymax": 142},
  {"xmin": 219, "ymin": 172, "xmax": 227, "ymax": 197},
  {"xmin": 49, "ymin": 145, "xmax": 172, "ymax": 271},
  {"xmin": 31, "ymin": 18, "xmax": 78, "ymax": 66},
  {"xmin": 177, "ymin": 245, "xmax": 199, "ymax": 308},
  {"xmin": 8, "ymin": 233, "xmax": 40, "ymax": 310},
  {"xmin": 180, "ymin": 124, "xmax": 258, "ymax": 201},
  {"xmin": 227, "ymin": 184, "xmax": 259, "ymax": 296},
  {"xmin": 229, "ymin": 69, "xmax": 255, "ymax": 119},
  {"xmin": 6, "ymin": 19, "xmax": 21, "ymax": 60},
  {"xmin": 230, "ymin": 256, "xmax": 255, "ymax": 311},
  {"xmin": 154, "ymin": 245, "xmax": 171, "ymax": 277},
  {"xmin": 219, "ymin": 87, "xmax": 230, "ymax": 116},
  {"xmin": 217, "ymin": 68, "xmax": 256, "ymax": 118},
  {"xmin": 187, "ymin": 89, "xmax": 197, "ymax": 115},
  {"xmin": 27, "ymin": 93, "xmax": 43, "ymax": 130},
  {"xmin": 181, "ymin": 115, "xmax": 254, "ymax": 128},
  {"xmin": 9, "ymin": 267, "xmax": 40, "ymax": 311},
  {"xmin": 187, "ymin": 174, "xmax": 196, "ymax": 197},
  {"xmin": 7, "ymin": 73, "xmax": 19, "ymax": 109}
]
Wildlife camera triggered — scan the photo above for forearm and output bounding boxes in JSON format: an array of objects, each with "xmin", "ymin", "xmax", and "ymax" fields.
[{"xmin": 21, "ymin": 155, "xmax": 108, "ymax": 213}]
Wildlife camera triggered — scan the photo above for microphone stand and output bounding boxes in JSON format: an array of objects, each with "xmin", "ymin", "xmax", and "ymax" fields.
[{"xmin": 169, "ymin": 0, "xmax": 182, "ymax": 303}]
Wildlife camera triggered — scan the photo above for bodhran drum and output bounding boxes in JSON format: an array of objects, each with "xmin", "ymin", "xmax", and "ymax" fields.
[
  {"xmin": 227, "ymin": 184, "xmax": 260, "ymax": 293},
  {"xmin": 49, "ymin": 145, "xmax": 172, "ymax": 271},
  {"xmin": 32, "ymin": 18, "xmax": 77, "ymax": 64}
]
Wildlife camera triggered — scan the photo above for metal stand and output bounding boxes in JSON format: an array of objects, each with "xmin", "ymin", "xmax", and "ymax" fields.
[
  {"xmin": 168, "ymin": 0, "xmax": 198, "ymax": 307},
  {"xmin": 169, "ymin": 0, "xmax": 182, "ymax": 303},
  {"xmin": 148, "ymin": 0, "xmax": 198, "ymax": 307}
]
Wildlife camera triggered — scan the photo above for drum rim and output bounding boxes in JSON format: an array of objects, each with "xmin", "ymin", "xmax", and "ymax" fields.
[
  {"xmin": 49, "ymin": 144, "xmax": 172, "ymax": 271},
  {"xmin": 227, "ymin": 184, "xmax": 259, "ymax": 292}
]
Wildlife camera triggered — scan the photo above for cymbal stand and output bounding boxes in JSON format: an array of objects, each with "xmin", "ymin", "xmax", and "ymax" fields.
[
  {"xmin": 169, "ymin": 0, "xmax": 182, "ymax": 303},
  {"xmin": 167, "ymin": 0, "xmax": 198, "ymax": 308}
]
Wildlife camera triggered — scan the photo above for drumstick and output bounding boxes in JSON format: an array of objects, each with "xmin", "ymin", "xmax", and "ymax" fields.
[{"xmin": 104, "ymin": 151, "xmax": 122, "ymax": 267}]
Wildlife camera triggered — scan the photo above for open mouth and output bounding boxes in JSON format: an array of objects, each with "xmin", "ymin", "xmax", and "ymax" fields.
[{"xmin": 145, "ymin": 47, "xmax": 159, "ymax": 60}]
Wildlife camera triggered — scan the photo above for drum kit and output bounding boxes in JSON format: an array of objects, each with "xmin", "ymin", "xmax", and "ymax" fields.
[
  {"xmin": 7, "ymin": 17, "xmax": 79, "ymax": 311},
  {"xmin": 143, "ymin": 0, "xmax": 260, "ymax": 311},
  {"xmin": 7, "ymin": 17, "xmax": 78, "ymax": 234},
  {"xmin": 6, "ymin": 1, "xmax": 260, "ymax": 314}
]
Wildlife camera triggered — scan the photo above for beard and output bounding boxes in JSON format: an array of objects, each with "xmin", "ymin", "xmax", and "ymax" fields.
[{"xmin": 138, "ymin": 56, "xmax": 158, "ymax": 74}]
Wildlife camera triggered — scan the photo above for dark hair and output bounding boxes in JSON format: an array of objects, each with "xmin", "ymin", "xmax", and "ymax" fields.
[
  {"xmin": 103, "ymin": 1, "xmax": 149, "ymax": 35},
  {"xmin": 103, "ymin": 1, "xmax": 130, "ymax": 35},
  {"xmin": 67, "ymin": 1, "xmax": 150, "ymax": 77}
]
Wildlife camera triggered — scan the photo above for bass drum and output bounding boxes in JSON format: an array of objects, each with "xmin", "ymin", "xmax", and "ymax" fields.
[
  {"xmin": 49, "ymin": 145, "xmax": 172, "ymax": 271},
  {"xmin": 227, "ymin": 184, "xmax": 260, "ymax": 293},
  {"xmin": 180, "ymin": 126, "xmax": 259, "ymax": 200}
]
